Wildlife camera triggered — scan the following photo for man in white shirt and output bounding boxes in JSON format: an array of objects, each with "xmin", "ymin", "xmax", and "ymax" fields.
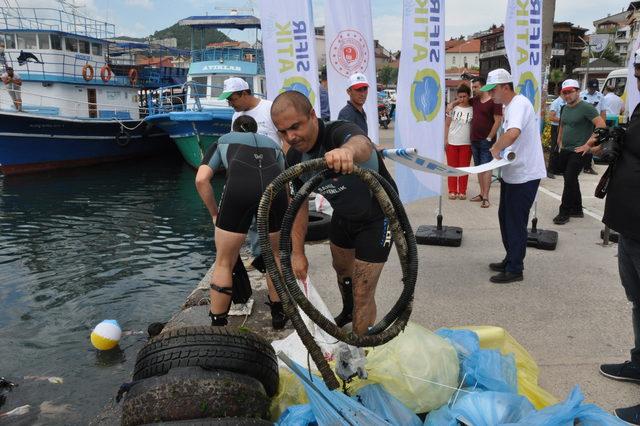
[
  {"xmin": 218, "ymin": 77, "xmax": 284, "ymax": 269},
  {"xmin": 602, "ymin": 86, "xmax": 624, "ymax": 118},
  {"xmin": 1, "ymin": 66, "xmax": 22, "ymax": 111},
  {"xmin": 481, "ymin": 69, "xmax": 547, "ymax": 284}
]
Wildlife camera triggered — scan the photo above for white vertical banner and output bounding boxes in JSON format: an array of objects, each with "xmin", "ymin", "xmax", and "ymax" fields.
[
  {"xmin": 259, "ymin": 0, "xmax": 320, "ymax": 114},
  {"xmin": 626, "ymin": 36, "xmax": 640, "ymax": 116},
  {"xmin": 324, "ymin": 0, "xmax": 379, "ymax": 144},
  {"xmin": 393, "ymin": 0, "xmax": 445, "ymax": 202},
  {"xmin": 504, "ymin": 0, "xmax": 543, "ymax": 127}
]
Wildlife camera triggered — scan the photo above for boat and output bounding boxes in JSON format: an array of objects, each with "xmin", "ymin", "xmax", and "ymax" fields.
[
  {"xmin": 0, "ymin": 5, "xmax": 178, "ymax": 175},
  {"xmin": 144, "ymin": 15, "xmax": 266, "ymax": 169}
]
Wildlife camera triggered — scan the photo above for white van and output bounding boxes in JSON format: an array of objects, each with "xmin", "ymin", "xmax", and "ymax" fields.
[{"xmin": 604, "ymin": 68, "xmax": 627, "ymax": 97}]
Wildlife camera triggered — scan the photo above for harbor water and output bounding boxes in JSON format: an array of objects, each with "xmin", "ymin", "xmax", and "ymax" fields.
[{"xmin": 0, "ymin": 156, "xmax": 222, "ymax": 425}]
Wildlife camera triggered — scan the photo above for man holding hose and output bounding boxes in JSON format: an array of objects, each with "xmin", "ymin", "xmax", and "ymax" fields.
[{"xmin": 271, "ymin": 90, "xmax": 397, "ymax": 335}]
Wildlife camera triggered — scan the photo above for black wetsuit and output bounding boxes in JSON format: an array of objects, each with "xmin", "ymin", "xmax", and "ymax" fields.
[
  {"xmin": 286, "ymin": 120, "xmax": 397, "ymax": 262},
  {"xmin": 202, "ymin": 132, "xmax": 287, "ymax": 233}
]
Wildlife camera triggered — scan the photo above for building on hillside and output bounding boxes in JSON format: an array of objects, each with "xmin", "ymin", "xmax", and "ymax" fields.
[
  {"xmin": 374, "ymin": 39, "xmax": 396, "ymax": 70},
  {"xmin": 478, "ymin": 22, "xmax": 586, "ymax": 93},
  {"xmin": 592, "ymin": 2, "xmax": 640, "ymax": 62},
  {"xmin": 445, "ymin": 38, "xmax": 480, "ymax": 70}
]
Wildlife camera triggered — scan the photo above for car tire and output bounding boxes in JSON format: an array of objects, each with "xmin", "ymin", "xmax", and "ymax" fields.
[
  {"xmin": 305, "ymin": 211, "xmax": 331, "ymax": 242},
  {"xmin": 133, "ymin": 326, "xmax": 279, "ymax": 396}
]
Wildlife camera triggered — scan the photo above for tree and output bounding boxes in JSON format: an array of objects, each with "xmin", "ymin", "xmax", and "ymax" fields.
[
  {"xmin": 548, "ymin": 68, "xmax": 565, "ymax": 94},
  {"xmin": 378, "ymin": 65, "xmax": 398, "ymax": 87},
  {"xmin": 589, "ymin": 43, "xmax": 622, "ymax": 66}
]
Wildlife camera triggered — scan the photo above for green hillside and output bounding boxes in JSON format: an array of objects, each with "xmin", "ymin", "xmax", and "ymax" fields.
[{"xmin": 117, "ymin": 22, "xmax": 232, "ymax": 50}]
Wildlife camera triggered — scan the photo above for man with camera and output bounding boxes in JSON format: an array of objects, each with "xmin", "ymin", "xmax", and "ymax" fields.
[{"xmin": 586, "ymin": 49, "xmax": 640, "ymax": 424}]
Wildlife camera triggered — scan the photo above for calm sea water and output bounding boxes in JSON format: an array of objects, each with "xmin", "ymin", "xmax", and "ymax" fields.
[{"xmin": 0, "ymin": 155, "xmax": 222, "ymax": 425}]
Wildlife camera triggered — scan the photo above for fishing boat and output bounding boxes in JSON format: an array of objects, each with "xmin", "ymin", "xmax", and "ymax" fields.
[
  {"xmin": 144, "ymin": 15, "xmax": 266, "ymax": 169},
  {"xmin": 0, "ymin": 5, "xmax": 176, "ymax": 175}
]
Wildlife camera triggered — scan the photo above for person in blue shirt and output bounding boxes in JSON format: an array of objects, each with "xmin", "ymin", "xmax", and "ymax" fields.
[
  {"xmin": 195, "ymin": 115, "xmax": 289, "ymax": 329},
  {"xmin": 319, "ymin": 70, "xmax": 331, "ymax": 121},
  {"xmin": 581, "ymin": 79, "xmax": 606, "ymax": 174},
  {"xmin": 547, "ymin": 93, "xmax": 566, "ymax": 178},
  {"xmin": 337, "ymin": 72, "xmax": 369, "ymax": 134}
]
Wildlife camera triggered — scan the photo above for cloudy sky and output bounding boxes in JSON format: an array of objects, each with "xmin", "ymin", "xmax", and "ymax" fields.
[{"xmin": 9, "ymin": 0, "xmax": 634, "ymax": 50}]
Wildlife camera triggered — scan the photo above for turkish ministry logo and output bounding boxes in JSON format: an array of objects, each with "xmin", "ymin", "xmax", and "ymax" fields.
[
  {"xmin": 517, "ymin": 71, "xmax": 540, "ymax": 112},
  {"xmin": 329, "ymin": 29, "xmax": 369, "ymax": 77},
  {"xmin": 280, "ymin": 76, "xmax": 316, "ymax": 107},
  {"xmin": 411, "ymin": 69, "xmax": 442, "ymax": 122}
]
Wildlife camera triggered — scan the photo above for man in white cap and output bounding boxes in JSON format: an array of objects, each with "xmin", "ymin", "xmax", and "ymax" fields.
[
  {"xmin": 480, "ymin": 68, "xmax": 546, "ymax": 284},
  {"xmin": 217, "ymin": 76, "xmax": 281, "ymax": 271},
  {"xmin": 553, "ymin": 78, "xmax": 605, "ymax": 225},
  {"xmin": 337, "ymin": 72, "xmax": 369, "ymax": 134},
  {"xmin": 218, "ymin": 77, "xmax": 280, "ymax": 147},
  {"xmin": 595, "ymin": 48, "xmax": 640, "ymax": 424}
]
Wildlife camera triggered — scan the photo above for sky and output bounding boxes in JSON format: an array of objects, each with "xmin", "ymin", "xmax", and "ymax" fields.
[{"xmin": 8, "ymin": 0, "xmax": 635, "ymax": 51}]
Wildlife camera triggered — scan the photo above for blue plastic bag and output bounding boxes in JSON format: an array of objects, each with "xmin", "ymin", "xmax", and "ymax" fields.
[
  {"xmin": 436, "ymin": 328, "xmax": 480, "ymax": 363},
  {"xmin": 354, "ymin": 384, "xmax": 422, "ymax": 426},
  {"xmin": 462, "ymin": 349, "xmax": 518, "ymax": 393},
  {"xmin": 510, "ymin": 385, "xmax": 626, "ymax": 426},
  {"xmin": 277, "ymin": 404, "xmax": 317, "ymax": 426}
]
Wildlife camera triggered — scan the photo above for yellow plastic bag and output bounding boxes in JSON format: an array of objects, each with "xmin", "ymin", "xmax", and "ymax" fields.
[
  {"xmin": 349, "ymin": 322, "xmax": 460, "ymax": 413},
  {"xmin": 458, "ymin": 325, "xmax": 558, "ymax": 409},
  {"xmin": 269, "ymin": 368, "xmax": 309, "ymax": 421}
]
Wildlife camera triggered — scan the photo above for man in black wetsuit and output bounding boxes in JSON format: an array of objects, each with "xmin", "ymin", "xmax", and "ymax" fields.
[{"xmin": 271, "ymin": 90, "xmax": 396, "ymax": 336}]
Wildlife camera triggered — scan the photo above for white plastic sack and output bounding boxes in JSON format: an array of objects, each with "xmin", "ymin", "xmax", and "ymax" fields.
[
  {"xmin": 314, "ymin": 193, "xmax": 333, "ymax": 215},
  {"xmin": 271, "ymin": 277, "xmax": 341, "ymax": 369}
]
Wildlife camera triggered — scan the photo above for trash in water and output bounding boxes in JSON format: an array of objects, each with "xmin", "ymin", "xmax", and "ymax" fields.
[
  {"xmin": 39, "ymin": 401, "xmax": 72, "ymax": 416},
  {"xmin": 24, "ymin": 375, "xmax": 64, "ymax": 384},
  {"xmin": 0, "ymin": 404, "xmax": 30, "ymax": 418}
]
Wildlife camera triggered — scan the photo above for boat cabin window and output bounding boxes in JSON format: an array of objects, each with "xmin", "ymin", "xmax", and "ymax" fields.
[
  {"xmin": 91, "ymin": 43, "xmax": 102, "ymax": 56},
  {"xmin": 79, "ymin": 39, "xmax": 90, "ymax": 54},
  {"xmin": 50, "ymin": 34, "xmax": 62, "ymax": 50},
  {"xmin": 209, "ymin": 75, "xmax": 228, "ymax": 98},
  {"xmin": 65, "ymin": 37, "xmax": 78, "ymax": 52},
  {"xmin": 190, "ymin": 76, "xmax": 208, "ymax": 98},
  {"xmin": 38, "ymin": 34, "xmax": 50, "ymax": 50},
  {"xmin": 2, "ymin": 33, "xmax": 16, "ymax": 49},
  {"xmin": 17, "ymin": 33, "xmax": 38, "ymax": 50}
]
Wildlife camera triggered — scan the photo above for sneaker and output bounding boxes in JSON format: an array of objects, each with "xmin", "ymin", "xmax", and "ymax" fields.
[
  {"xmin": 546, "ymin": 172, "xmax": 556, "ymax": 179},
  {"xmin": 266, "ymin": 298, "xmax": 288, "ymax": 330},
  {"xmin": 615, "ymin": 404, "xmax": 640, "ymax": 425},
  {"xmin": 553, "ymin": 214, "xmax": 570, "ymax": 225},
  {"xmin": 583, "ymin": 168, "xmax": 598, "ymax": 175},
  {"xmin": 490, "ymin": 271, "xmax": 523, "ymax": 284},
  {"xmin": 489, "ymin": 260, "xmax": 507, "ymax": 272},
  {"xmin": 600, "ymin": 361, "xmax": 640, "ymax": 383}
]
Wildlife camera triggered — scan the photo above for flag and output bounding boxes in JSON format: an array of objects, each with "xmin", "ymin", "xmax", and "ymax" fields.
[
  {"xmin": 393, "ymin": 0, "xmax": 445, "ymax": 202},
  {"xmin": 259, "ymin": 0, "xmax": 320, "ymax": 113},
  {"xmin": 324, "ymin": 0, "xmax": 379, "ymax": 144},
  {"xmin": 504, "ymin": 0, "xmax": 543, "ymax": 126}
]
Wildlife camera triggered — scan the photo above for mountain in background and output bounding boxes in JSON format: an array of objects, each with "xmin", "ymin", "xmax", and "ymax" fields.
[{"xmin": 117, "ymin": 23, "xmax": 232, "ymax": 50}]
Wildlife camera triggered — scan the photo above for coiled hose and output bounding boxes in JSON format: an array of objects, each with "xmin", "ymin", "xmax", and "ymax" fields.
[{"xmin": 256, "ymin": 158, "xmax": 418, "ymax": 389}]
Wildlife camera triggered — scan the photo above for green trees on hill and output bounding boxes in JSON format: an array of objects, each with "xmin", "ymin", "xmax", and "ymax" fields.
[{"xmin": 117, "ymin": 23, "xmax": 231, "ymax": 50}]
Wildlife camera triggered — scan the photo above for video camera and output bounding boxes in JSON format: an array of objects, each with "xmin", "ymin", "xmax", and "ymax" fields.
[{"xmin": 593, "ymin": 126, "xmax": 625, "ymax": 163}]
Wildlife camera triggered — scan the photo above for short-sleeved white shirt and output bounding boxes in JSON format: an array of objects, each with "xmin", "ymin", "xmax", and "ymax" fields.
[
  {"xmin": 231, "ymin": 99, "xmax": 281, "ymax": 146},
  {"xmin": 500, "ymin": 94, "xmax": 547, "ymax": 184},
  {"xmin": 603, "ymin": 92, "xmax": 624, "ymax": 116},
  {"xmin": 447, "ymin": 106, "xmax": 473, "ymax": 146}
]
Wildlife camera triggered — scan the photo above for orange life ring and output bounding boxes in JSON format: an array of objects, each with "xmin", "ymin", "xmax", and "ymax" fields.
[
  {"xmin": 100, "ymin": 65, "xmax": 112, "ymax": 83},
  {"xmin": 82, "ymin": 64, "xmax": 94, "ymax": 81},
  {"xmin": 128, "ymin": 68, "xmax": 138, "ymax": 86}
]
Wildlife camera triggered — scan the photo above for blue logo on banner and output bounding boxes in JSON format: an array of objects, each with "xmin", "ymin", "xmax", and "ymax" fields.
[
  {"xmin": 411, "ymin": 69, "xmax": 442, "ymax": 122},
  {"xmin": 517, "ymin": 71, "xmax": 540, "ymax": 112}
]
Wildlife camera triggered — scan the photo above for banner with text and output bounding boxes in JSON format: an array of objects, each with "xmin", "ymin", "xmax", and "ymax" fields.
[
  {"xmin": 259, "ymin": 0, "xmax": 320, "ymax": 114},
  {"xmin": 504, "ymin": 0, "xmax": 543, "ymax": 127},
  {"xmin": 393, "ymin": 0, "xmax": 445, "ymax": 202},
  {"xmin": 325, "ymin": 0, "xmax": 379, "ymax": 144},
  {"xmin": 627, "ymin": 35, "xmax": 640, "ymax": 115}
]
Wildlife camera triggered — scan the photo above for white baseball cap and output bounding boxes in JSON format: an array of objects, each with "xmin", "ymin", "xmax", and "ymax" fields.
[
  {"xmin": 348, "ymin": 72, "xmax": 369, "ymax": 90},
  {"xmin": 480, "ymin": 69, "xmax": 513, "ymax": 91},
  {"xmin": 561, "ymin": 79, "xmax": 580, "ymax": 93},
  {"xmin": 219, "ymin": 77, "xmax": 250, "ymax": 100}
]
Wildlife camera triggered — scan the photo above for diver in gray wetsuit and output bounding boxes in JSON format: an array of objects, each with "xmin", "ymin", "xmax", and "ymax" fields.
[{"xmin": 195, "ymin": 115, "xmax": 288, "ymax": 329}]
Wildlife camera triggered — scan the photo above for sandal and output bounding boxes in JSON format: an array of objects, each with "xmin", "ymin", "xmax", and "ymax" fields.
[
  {"xmin": 448, "ymin": 193, "xmax": 457, "ymax": 200},
  {"xmin": 470, "ymin": 194, "xmax": 483, "ymax": 202},
  {"xmin": 458, "ymin": 193, "xmax": 467, "ymax": 200},
  {"xmin": 481, "ymin": 198, "xmax": 490, "ymax": 208}
]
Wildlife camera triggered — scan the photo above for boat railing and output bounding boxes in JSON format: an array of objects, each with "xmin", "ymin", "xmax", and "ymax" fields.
[
  {"xmin": 0, "ymin": 85, "xmax": 147, "ymax": 120},
  {"xmin": 2, "ymin": 50, "xmax": 139, "ymax": 87},
  {"xmin": 0, "ymin": 7, "xmax": 115, "ymax": 39},
  {"xmin": 146, "ymin": 81, "xmax": 223, "ymax": 115}
]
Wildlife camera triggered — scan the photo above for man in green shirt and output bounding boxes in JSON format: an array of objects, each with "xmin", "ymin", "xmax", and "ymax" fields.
[{"xmin": 553, "ymin": 79, "xmax": 606, "ymax": 225}]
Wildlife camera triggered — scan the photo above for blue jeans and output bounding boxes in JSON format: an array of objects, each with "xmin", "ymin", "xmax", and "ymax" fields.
[
  {"xmin": 247, "ymin": 217, "xmax": 261, "ymax": 258},
  {"xmin": 619, "ymin": 234, "xmax": 640, "ymax": 364},
  {"xmin": 471, "ymin": 139, "xmax": 494, "ymax": 166},
  {"xmin": 498, "ymin": 179, "xmax": 540, "ymax": 274}
]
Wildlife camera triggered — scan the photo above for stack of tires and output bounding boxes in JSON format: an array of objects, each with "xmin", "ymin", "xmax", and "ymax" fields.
[{"xmin": 121, "ymin": 326, "xmax": 279, "ymax": 426}]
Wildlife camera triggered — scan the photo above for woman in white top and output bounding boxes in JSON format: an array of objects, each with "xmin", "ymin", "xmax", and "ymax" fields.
[{"xmin": 445, "ymin": 84, "xmax": 473, "ymax": 199}]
